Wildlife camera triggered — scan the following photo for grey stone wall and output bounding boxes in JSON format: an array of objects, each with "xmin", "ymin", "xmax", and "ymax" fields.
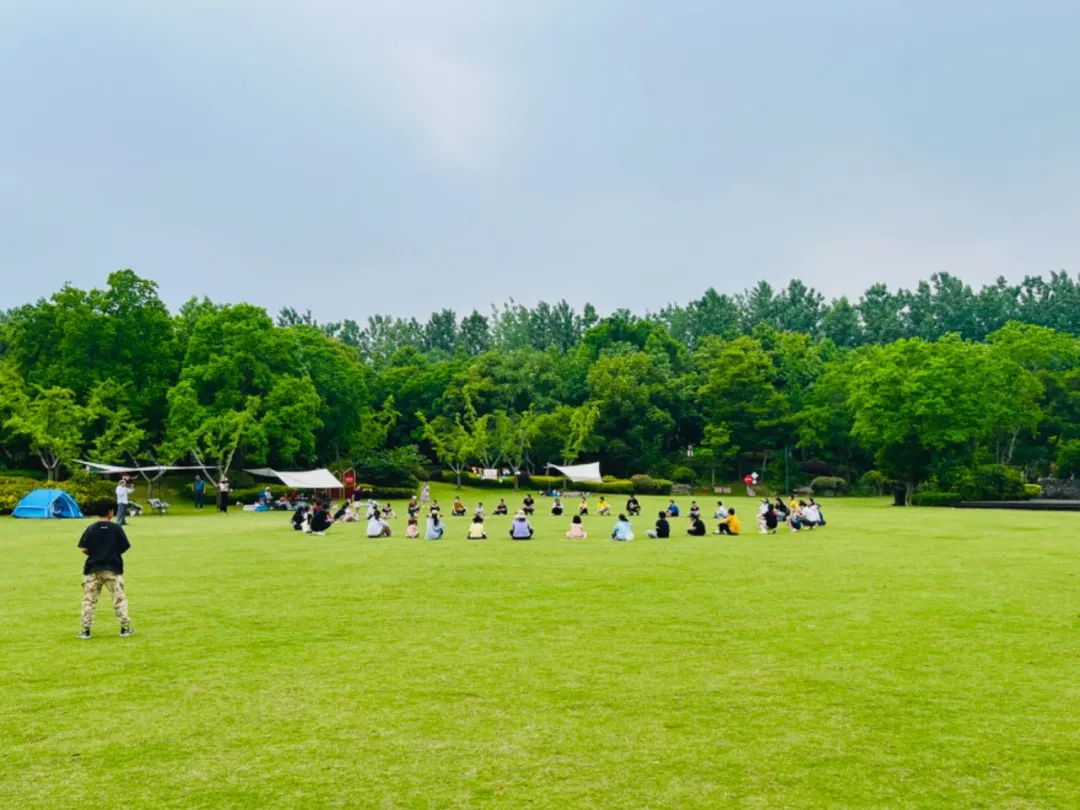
[{"xmin": 1038, "ymin": 478, "xmax": 1080, "ymax": 499}]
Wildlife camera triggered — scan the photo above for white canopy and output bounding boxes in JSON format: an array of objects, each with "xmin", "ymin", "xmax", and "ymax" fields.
[
  {"xmin": 77, "ymin": 461, "xmax": 214, "ymax": 474},
  {"xmin": 245, "ymin": 468, "xmax": 344, "ymax": 489},
  {"xmin": 546, "ymin": 462, "xmax": 603, "ymax": 483}
]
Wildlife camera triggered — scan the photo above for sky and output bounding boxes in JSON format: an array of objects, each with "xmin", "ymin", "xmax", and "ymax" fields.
[{"xmin": 3, "ymin": 0, "xmax": 1080, "ymax": 322}]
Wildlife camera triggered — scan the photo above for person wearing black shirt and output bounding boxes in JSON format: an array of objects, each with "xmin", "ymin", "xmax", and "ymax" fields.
[
  {"xmin": 626, "ymin": 495, "xmax": 641, "ymax": 516},
  {"xmin": 292, "ymin": 505, "xmax": 308, "ymax": 531},
  {"xmin": 647, "ymin": 511, "xmax": 670, "ymax": 539},
  {"xmin": 309, "ymin": 503, "xmax": 332, "ymax": 535},
  {"xmin": 687, "ymin": 516, "xmax": 707, "ymax": 536},
  {"xmin": 522, "ymin": 494, "xmax": 535, "ymax": 515},
  {"xmin": 77, "ymin": 506, "xmax": 133, "ymax": 639}
]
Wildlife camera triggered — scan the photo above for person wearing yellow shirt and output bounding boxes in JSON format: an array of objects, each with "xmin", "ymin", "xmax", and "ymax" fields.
[{"xmin": 715, "ymin": 507, "xmax": 741, "ymax": 535}]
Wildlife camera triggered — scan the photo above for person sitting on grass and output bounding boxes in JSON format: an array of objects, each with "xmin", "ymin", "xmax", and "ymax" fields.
[
  {"xmin": 646, "ymin": 511, "xmax": 670, "ymax": 539},
  {"xmin": 510, "ymin": 510, "xmax": 534, "ymax": 540},
  {"xmin": 451, "ymin": 497, "xmax": 466, "ymax": 517},
  {"xmin": 805, "ymin": 499, "xmax": 825, "ymax": 527},
  {"xmin": 523, "ymin": 494, "xmax": 536, "ymax": 515},
  {"xmin": 407, "ymin": 496, "xmax": 420, "ymax": 518},
  {"xmin": 333, "ymin": 501, "xmax": 351, "ymax": 522},
  {"xmin": 666, "ymin": 499, "xmax": 680, "ymax": 517},
  {"xmin": 382, "ymin": 502, "xmax": 396, "ymax": 519},
  {"xmin": 308, "ymin": 503, "xmax": 333, "ymax": 535},
  {"xmin": 774, "ymin": 497, "xmax": 790, "ymax": 522},
  {"xmin": 688, "ymin": 500, "xmax": 701, "ymax": 520},
  {"xmin": 566, "ymin": 514, "xmax": 588, "ymax": 540},
  {"xmin": 405, "ymin": 516, "xmax": 420, "ymax": 538},
  {"xmin": 494, "ymin": 498, "xmax": 508, "ymax": 516},
  {"xmin": 610, "ymin": 513, "xmax": 634, "ymax": 541},
  {"xmin": 596, "ymin": 496, "xmax": 612, "ymax": 516},
  {"xmin": 578, "ymin": 496, "xmax": 589, "ymax": 516},
  {"xmin": 430, "ymin": 499, "xmax": 441, "ymax": 515},
  {"xmin": 366, "ymin": 513, "xmax": 392, "ymax": 538},
  {"xmin": 425, "ymin": 513, "xmax": 445, "ymax": 540},
  {"xmin": 291, "ymin": 505, "xmax": 309, "ymax": 532},
  {"xmin": 468, "ymin": 514, "xmax": 487, "ymax": 539},
  {"xmin": 550, "ymin": 497, "xmax": 564, "ymax": 516},
  {"xmin": 713, "ymin": 500, "xmax": 726, "ymax": 518},
  {"xmin": 761, "ymin": 504, "xmax": 779, "ymax": 534},
  {"xmin": 688, "ymin": 514, "xmax": 707, "ymax": 536},
  {"xmin": 626, "ymin": 495, "xmax": 641, "ymax": 516},
  {"xmin": 474, "ymin": 502, "xmax": 485, "ymax": 519},
  {"xmin": 714, "ymin": 507, "xmax": 740, "ymax": 536}
]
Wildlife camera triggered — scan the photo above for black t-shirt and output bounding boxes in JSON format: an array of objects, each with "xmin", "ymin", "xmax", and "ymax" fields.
[
  {"xmin": 310, "ymin": 509, "xmax": 331, "ymax": 532},
  {"xmin": 78, "ymin": 521, "xmax": 131, "ymax": 575},
  {"xmin": 689, "ymin": 518, "xmax": 706, "ymax": 536},
  {"xmin": 655, "ymin": 518, "xmax": 670, "ymax": 538}
]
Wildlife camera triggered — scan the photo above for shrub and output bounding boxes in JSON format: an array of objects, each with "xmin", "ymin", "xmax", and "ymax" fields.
[
  {"xmin": 911, "ymin": 491, "xmax": 961, "ymax": 507},
  {"xmin": 955, "ymin": 464, "xmax": 1026, "ymax": 501},
  {"xmin": 629, "ymin": 475, "xmax": 673, "ymax": 495},
  {"xmin": 527, "ymin": 475, "xmax": 563, "ymax": 491},
  {"xmin": 810, "ymin": 476, "xmax": 848, "ymax": 496},
  {"xmin": 1023, "ymin": 483, "xmax": 1042, "ymax": 499},
  {"xmin": 1056, "ymin": 439, "xmax": 1080, "ymax": 478},
  {"xmin": 578, "ymin": 479, "xmax": 635, "ymax": 495},
  {"xmin": 854, "ymin": 470, "xmax": 890, "ymax": 496},
  {"xmin": 458, "ymin": 471, "xmax": 516, "ymax": 489},
  {"xmin": 670, "ymin": 466, "xmax": 696, "ymax": 484},
  {"xmin": 354, "ymin": 484, "xmax": 416, "ymax": 500}
]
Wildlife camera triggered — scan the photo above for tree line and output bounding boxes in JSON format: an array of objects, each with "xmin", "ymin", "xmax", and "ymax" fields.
[{"xmin": 1, "ymin": 269, "xmax": 1078, "ymax": 500}]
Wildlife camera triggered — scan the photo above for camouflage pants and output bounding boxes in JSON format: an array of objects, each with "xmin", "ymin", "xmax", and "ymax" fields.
[{"xmin": 81, "ymin": 571, "xmax": 130, "ymax": 630}]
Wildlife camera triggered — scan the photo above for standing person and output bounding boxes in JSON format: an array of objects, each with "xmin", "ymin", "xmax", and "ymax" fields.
[
  {"xmin": 420, "ymin": 482, "xmax": 431, "ymax": 505},
  {"xmin": 217, "ymin": 475, "xmax": 230, "ymax": 514},
  {"xmin": 76, "ymin": 505, "xmax": 133, "ymax": 639},
  {"xmin": 115, "ymin": 476, "xmax": 135, "ymax": 526},
  {"xmin": 193, "ymin": 474, "xmax": 206, "ymax": 509}
]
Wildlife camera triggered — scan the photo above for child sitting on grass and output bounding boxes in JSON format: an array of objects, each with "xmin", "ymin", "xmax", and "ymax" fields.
[
  {"xmin": 405, "ymin": 516, "xmax": 420, "ymax": 538},
  {"xmin": 468, "ymin": 514, "xmax": 487, "ymax": 539},
  {"xmin": 566, "ymin": 514, "xmax": 588, "ymax": 539}
]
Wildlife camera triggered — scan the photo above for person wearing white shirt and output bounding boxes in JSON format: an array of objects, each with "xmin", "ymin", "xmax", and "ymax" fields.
[
  {"xmin": 115, "ymin": 477, "xmax": 135, "ymax": 526},
  {"xmin": 366, "ymin": 516, "xmax": 392, "ymax": 537}
]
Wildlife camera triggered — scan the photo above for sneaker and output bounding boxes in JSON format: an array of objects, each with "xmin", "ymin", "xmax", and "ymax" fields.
[
  {"xmin": 76, "ymin": 628, "xmax": 91, "ymax": 640},
  {"xmin": 120, "ymin": 627, "xmax": 135, "ymax": 638}
]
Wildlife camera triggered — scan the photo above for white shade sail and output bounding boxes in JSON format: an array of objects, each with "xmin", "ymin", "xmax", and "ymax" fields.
[
  {"xmin": 245, "ymin": 468, "xmax": 344, "ymax": 489},
  {"xmin": 546, "ymin": 462, "xmax": 603, "ymax": 483}
]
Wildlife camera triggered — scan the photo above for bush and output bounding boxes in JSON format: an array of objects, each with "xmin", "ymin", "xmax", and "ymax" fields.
[
  {"xmin": 527, "ymin": 475, "xmax": 563, "ymax": 491},
  {"xmin": 228, "ymin": 484, "xmax": 290, "ymax": 505},
  {"xmin": 810, "ymin": 476, "xmax": 848, "ymax": 496},
  {"xmin": 458, "ymin": 471, "xmax": 516, "ymax": 489},
  {"xmin": 912, "ymin": 491, "xmax": 961, "ymax": 507},
  {"xmin": 670, "ymin": 466, "xmax": 696, "ymax": 484},
  {"xmin": 955, "ymin": 464, "xmax": 1026, "ymax": 501},
  {"xmin": 629, "ymin": 474, "xmax": 673, "ymax": 495},
  {"xmin": 354, "ymin": 484, "xmax": 416, "ymax": 500},
  {"xmin": 854, "ymin": 470, "xmax": 891, "ymax": 496},
  {"xmin": 578, "ymin": 479, "xmax": 635, "ymax": 495},
  {"xmin": 1023, "ymin": 483, "xmax": 1042, "ymax": 499},
  {"xmin": 1056, "ymin": 439, "xmax": 1080, "ymax": 478}
]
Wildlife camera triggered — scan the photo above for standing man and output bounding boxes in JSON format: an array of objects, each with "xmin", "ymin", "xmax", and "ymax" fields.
[
  {"xmin": 115, "ymin": 475, "xmax": 135, "ymax": 526},
  {"xmin": 77, "ymin": 505, "xmax": 134, "ymax": 639},
  {"xmin": 217, "ymin": 475, "xmax": 230, "ymax": 515},
  {"xmin": 193, "ymin": 474, "xmax": 205, "ymax": 509}
]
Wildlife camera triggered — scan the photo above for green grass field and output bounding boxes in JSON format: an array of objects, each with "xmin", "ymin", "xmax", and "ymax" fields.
[{"xmin": 2, "ymin": 486, "xmax": 1078, "ymax": 808}]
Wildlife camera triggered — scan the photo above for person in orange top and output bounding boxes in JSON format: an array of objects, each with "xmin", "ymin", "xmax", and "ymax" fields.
[{"xmin": 715, "ymin": 507, "xmax": 741, "ymax": 535}]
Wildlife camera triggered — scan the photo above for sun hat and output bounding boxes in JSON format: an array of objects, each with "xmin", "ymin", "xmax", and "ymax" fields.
[{"xmin": 515, "ymin": 510, "xmax": 526, "ymax": 519}]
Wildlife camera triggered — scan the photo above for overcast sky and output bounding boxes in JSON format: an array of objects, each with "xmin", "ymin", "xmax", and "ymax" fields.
[{"xmin": 3, "ymin": 1, "xmax": 1079, "ymax": 322}]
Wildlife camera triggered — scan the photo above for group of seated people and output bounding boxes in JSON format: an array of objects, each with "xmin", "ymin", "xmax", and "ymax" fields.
[
  {"xmin": 291, "ymin": 489, "xmax": 827, "ymax": 542},
  {"xmin": 753, "ymin": 497, "xmax": 826, "ymax": 533}
]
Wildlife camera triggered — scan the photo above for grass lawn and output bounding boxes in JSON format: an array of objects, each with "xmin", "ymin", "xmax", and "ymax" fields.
[{"xmin": 1, "ymin": 485, "xmax": 1078, "ymax": 808}]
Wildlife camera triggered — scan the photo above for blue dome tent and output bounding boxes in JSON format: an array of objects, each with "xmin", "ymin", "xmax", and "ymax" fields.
[{"xmin": 12, "ymin": 489, "xmax": 84, "ymax": 519}]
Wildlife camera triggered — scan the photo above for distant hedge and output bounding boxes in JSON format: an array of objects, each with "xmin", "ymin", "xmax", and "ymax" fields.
[
  {"xmin": 0, "ymin": 475, "xmax": 116, "ymax": 515},
  {"xmin": 911, "ymin": 491, "xmax": 961, "ymax": 507}
]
